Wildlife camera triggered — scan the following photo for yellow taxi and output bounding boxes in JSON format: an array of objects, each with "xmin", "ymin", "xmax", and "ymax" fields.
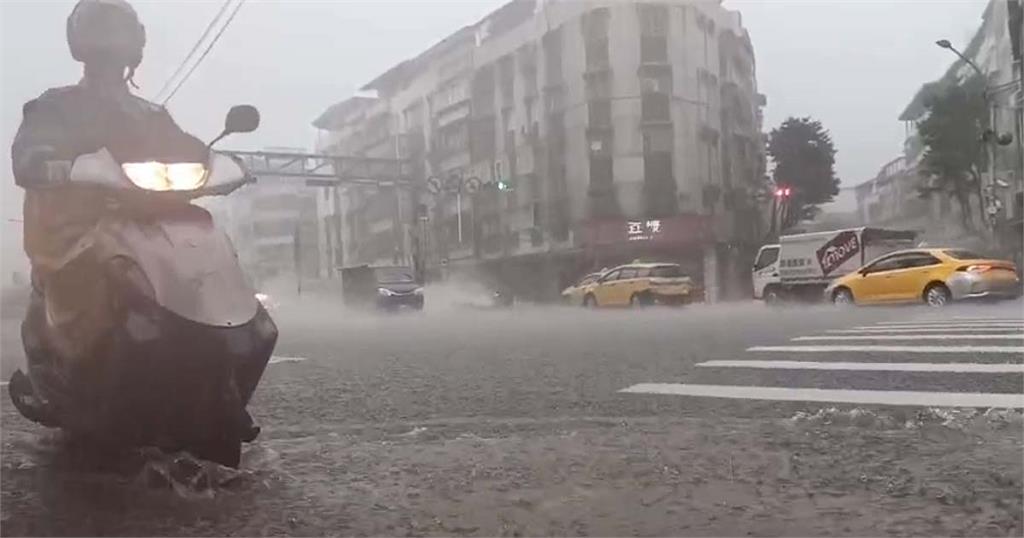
[
  {"xmin": 826, "ymin": 248, "xmax": 1021, "ymax": 306},
  {"xmin": 560, "ymin": 272, "xmax": 603, "ymax": 306},
  {"xmin": 580, "ymin": 262, "xmax": 696, "ymax": 308}
]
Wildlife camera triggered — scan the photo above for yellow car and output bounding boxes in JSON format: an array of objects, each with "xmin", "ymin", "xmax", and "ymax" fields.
[
  {"xmin": 561, "ymin": 272, "xmax": 602, "ymax": 306},
  {"xmin": 826, "ymin": 248, "xmax": 1021, "ymax": 306},
  {"xmin": 581, "ymin": 263, "xmax": 696, "ymax": 308}
]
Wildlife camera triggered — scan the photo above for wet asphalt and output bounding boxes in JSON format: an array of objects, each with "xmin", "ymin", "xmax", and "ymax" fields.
[{"xmin": 1, "ymin": 295, "xmax": 1022, "ymax": 536}]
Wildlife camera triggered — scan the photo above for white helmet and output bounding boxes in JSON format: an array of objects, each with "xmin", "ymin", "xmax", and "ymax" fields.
[{"xmin": 66, "ymin": 0, "xmax": 145, "ymax": 71}]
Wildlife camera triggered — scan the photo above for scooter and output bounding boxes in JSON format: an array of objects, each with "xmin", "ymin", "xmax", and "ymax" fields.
[{"xmin": 8, "ymin": 105, "xmax": 277, "ymax": 467}]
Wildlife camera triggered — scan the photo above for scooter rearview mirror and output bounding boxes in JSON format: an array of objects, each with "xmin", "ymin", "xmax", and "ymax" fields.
[
  {"xmin": 225, "ymin": 105, "xmax": 260, "ymax": 135},
  {"xmin": 208, "ymin": 105, "xmax": 261, "ymax": 148}
]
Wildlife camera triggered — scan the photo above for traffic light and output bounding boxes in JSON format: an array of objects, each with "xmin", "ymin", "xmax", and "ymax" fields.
[
  {"xmin": 497, "ymin": 179, "xmax": 512, "ymax": 192},
  {"xmin": 774, "ymin": 186, "xmax": 792, "ymax": 198}
]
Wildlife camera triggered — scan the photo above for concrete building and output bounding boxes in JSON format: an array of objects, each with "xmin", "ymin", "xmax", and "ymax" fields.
[
  {"xmin": 898, "ymin": 0, "xmax": 1023, "ymax": 255},
  {"xmin": 202, "ymin": 148, "xmax": 321, "ymax": 288},
  {"xmin": 314, "ymin": 0, "xmax": 766, "ymax": 301}
]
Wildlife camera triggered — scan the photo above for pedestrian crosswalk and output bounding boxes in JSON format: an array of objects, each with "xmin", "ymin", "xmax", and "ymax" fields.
[{"xmin": 620, "ymin": 314, "xmax": 1024, "ymax": 408}]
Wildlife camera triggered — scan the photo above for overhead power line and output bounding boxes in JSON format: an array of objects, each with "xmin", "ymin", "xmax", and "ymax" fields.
[
  {"xmin": 161, "ymin": 0, "xmax": 246, "ymax": 105},
  {"xmin": 153, "ymin": 0, "xmax": 233, "ymax": 102}
]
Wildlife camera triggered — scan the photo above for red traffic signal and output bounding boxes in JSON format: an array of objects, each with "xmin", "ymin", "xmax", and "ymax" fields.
[{"xmin": 774, "ymin": 186, "xmax": 792, "ymax": 198}]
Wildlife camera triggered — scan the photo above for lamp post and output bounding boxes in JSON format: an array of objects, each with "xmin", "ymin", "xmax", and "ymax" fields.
[{"xmin": 936, "ymin": 39, "xmax": 999, "ymax": 234}]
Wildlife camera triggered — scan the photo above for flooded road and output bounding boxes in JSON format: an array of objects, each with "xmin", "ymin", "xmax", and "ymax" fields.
[{"xmin": 2, "ymin": 299, "xmax": 1022, "ymax": 536}]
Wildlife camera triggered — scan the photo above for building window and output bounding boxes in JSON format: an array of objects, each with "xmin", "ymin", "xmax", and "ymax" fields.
[
  {"xmin": 581, "ymin": 7, "xmax": 609, "ymax": 39},
  {"xmin": 641, "ymin": 93, "xmax": 671, "ymax": 123},
  {"xmin": 588, "ymin": 99, "xmax": 612, "ymax": 127},
  {"xmin": 643, "ymin": 126, "xmax": 673, "ymax": 154},
  {"xmin": 499, "ymin": 55, "xmax": 515, "ymax": 106},
  {"xmin": 543, "ymin": 28, "xmax": 563, "ymax": 83},
  {"xmin": 641, "ymin": 71, "xmax": 672, "ymax": 95},
  {"xmin": 590, "ymin": 155, "xmax": 613, "ymax": 188},
  {"xmin": 585, "ymin": 38, "xmax": 610, "ymax": 71},
  {"xmin": 641, "ymin": 35, "xmax": 669, "ymax": 64},
  {"xmin": 589, "ymin": 130, "xmax": 613, "ymax": 155},
  {"xmin": 586, "ymin": 73, "xmax": 612, "ymax": 101},
  {"xmin": 639, "ymin": 3, "xmax": 668, "ymax": 36}
]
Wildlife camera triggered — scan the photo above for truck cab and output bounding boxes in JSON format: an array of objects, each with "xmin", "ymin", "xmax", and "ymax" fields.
[{"xmin": 752, "ymin": 244, "xmax": 781, "ymax": 301}]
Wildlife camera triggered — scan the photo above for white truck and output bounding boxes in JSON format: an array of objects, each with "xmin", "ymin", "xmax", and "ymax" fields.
[{"xmin": 752, "ymin": 227, "xmax": 918, "ymax": 303}]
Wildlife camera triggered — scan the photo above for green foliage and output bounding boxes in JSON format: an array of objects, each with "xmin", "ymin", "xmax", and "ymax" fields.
[
  {"xmin": 766, "ymin": 117, "xmax": 840, "ymax": 228},
  {"xmin": 916, "ymin": 77, "xmax": 987, "ymax": 231}
]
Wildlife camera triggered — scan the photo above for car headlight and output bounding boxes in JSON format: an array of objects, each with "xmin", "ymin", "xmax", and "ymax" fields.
[
  {"xmin": 377, "ymin": 288, "xmax": 395, "ymax": 297},
  {"xmin": 122, "ymin": 162, "xmax": 207, "ymax": 192}
]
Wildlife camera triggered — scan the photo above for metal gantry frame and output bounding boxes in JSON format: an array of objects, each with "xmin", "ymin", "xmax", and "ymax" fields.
[
  {"xmin": 219, "ymin": 149, "xmax": 424, "ymax": 280},
  {"xmin": 221, "ymin": 150, "xmax": 415, "ymax": 188}
]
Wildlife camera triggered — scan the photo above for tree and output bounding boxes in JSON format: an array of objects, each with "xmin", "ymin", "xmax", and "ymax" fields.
[
  {"xmin": 916, "ymin": 77, "xmax": 987, "ymax": 232},
  {"xmin": 766, "ymin": 117, "xmax": 840, "ymax": 229}
]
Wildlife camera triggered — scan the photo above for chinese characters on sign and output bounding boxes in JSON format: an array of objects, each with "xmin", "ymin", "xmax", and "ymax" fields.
[{"xmin": 627, "ymin": 219, "xmax": 663, "ymax": 241}]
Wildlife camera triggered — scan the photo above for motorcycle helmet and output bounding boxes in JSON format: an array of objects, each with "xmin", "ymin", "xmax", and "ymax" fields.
[{"xmin": 66, "ymin": 0, "xmax": 145, "ymax": 71}]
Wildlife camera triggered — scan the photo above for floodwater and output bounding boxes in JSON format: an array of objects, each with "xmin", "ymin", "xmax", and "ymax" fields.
[{"xmin": 2, "ymin": 289, "xmax": 1022, "ymax": 535}]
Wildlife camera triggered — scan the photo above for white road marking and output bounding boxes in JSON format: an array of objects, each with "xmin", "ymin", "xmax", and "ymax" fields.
[
  {"xmin": 829, "ymin": 327, "xmax": 1022, "ymax": 334},
  {"xmin": 748, "ymin": 345, "xmax": 1024, "ymax": 354},
  {"xmin": 853, "ymin": 324, "xmax": 1023, "ymax": 330},
  {"xmin": 697, "ymin": 360, "xmax": 1024, "ymax": 373},
  {"xmin": 619, "ymin": 383, "xmax": 1024, "ymax": 408},
  {"xmin": 951, "ymin": 317, "xmax": 1024, "ymax": 321},
  {"xmin": 876, "ymin": 320, "xmax": 1024, "ymax": 326},
  {"xmin": 794, "ymin": 334, "xmax": 1024, "ymax": 341},
  {"xmin": 269, "ymin": 356, "xmax": 308, "ymax": 364}
]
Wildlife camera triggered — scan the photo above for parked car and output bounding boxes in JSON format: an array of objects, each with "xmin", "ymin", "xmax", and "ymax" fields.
[
  {"xmin": 561, "ymin": 272, "xmax": 603, "ymax": 306},
  {"xmin": 825, "ymin": 248, "xmax": 1021, "ymax": 306},
  {"xmin": 581, "ymin": 262, "xmax": 695, "ymax": 308}
]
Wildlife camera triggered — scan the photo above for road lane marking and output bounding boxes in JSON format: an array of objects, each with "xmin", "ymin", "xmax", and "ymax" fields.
[
  {"xmin": 269, "ymin": 356, "xmax": 308, "ymax": 364},
  {"xmin": 697, "ymin": 360, "xmax": 1024, "ymax": 373},
  {"xmin": 854, "ymin": 324, "xmax": 1023, "ymax": 330},
  {"xmin": 794, "ymin": 334, "xmax": 1024, "ymax": 341},
  {"xmin": 748, "ymin": 345, "xmax": 1024, "ymax": 354},
  {"xmin": 619, "ymin": 383, "xmax": 1024, "ymax": 408},
  {"xmin": 876, "ymin": 321, "xmax": 1024, "ymax": 327},
  {"xmin": 829, "ymin": 327, "xmax": 1022, "ymax": 334},
  {"xmin": 951, "ymin": 317, "xmax": 1024, "ymax": 321}
]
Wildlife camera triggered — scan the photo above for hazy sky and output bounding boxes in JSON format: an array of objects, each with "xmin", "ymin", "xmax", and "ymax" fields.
[{"xmin": 0, "ymin": 0, "xmax": 987, "ymax": 265}]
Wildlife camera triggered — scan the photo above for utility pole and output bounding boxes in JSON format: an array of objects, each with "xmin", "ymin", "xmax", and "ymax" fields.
[{"xmin": 936, "ymin": 39, "xmax": 1000, "ymax": 239}]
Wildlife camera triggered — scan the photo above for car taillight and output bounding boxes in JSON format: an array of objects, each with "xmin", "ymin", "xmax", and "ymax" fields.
[{"xmin": 957, "ymin": 264, "xmax": 992, "ymax": 273}]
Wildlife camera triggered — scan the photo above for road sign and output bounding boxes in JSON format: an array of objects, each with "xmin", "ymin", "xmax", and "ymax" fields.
[
  {"xmin": 426, "ymin": 176, "xmax": 442, "ymax": 195},
  {"xmin": 464, "ymin": 176, "xmax": 481, "ymax": 194}
]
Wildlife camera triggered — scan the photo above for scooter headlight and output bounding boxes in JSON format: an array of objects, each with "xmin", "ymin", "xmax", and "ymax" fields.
[{"xmin": 122, "ymin": 162, "xmax": 207, "ymax": 192}]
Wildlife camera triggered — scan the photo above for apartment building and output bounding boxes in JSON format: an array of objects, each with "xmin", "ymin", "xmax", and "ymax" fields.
[
  {"xmin": 313, "ymin": 0, "xmax": 766, "ymax": 301},
  {"xmin": 202, "ymin": 148, "xmax": 321, "ymax": 287},
  {"xmin": 897, "ymin": 0, "xmax": 1022, "ymax": 257}
]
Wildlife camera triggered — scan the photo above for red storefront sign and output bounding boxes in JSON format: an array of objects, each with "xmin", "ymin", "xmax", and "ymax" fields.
[{"xmin": 581, "ymin": 215, "xmax": 713, "ymax": 248}]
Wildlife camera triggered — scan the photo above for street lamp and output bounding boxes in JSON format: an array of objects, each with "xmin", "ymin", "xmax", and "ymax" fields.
[
  {"xmin": 936, "ymin": 38, "xmax": 999, "ymax": 232},
  {"xmin": 935, "ymin": 40, "xmax": 986, "ymax": 79}
]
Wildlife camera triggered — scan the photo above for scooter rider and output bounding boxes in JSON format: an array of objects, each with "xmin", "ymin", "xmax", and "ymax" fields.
[{"xmin": 8, "ymin": 0, "xmax": 259, "ymax": 439}]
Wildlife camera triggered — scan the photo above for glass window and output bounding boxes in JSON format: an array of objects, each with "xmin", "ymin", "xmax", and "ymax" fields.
[
  {"xmin": 864, "ymin": 254, "xmax": 906, "ymax": 273},
  {"xmin": 754, "ymin": 247, "xmax": 779, "ymax": 270},
  {"xmin": 375, "ymin": 266, "xmax": 416, "ymax": 283},
  {"xmin": 650, "ymin": 265, "xmax": 682, "ymax": 277},
  {"xmin": 601, "ymin": 269, "xmax": 622, "ymax": 282},
  {"xmin": 904, "ymin": 253, "xmax": 941, "ymax": 268},
  {"xmin": 944, "ymin": 249, "xmax": 982, "ymax": 260}
]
